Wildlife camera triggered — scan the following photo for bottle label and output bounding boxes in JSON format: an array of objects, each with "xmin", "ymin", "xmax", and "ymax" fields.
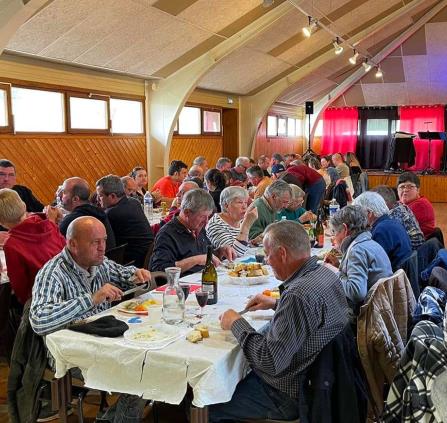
[{"xmin": 202, "ymin": 283, "xmax": 214, "ymax": 299}]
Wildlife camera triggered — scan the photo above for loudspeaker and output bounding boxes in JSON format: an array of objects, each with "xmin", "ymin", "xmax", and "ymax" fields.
[{"xmin": 305, "ymin": 101, "xmax": 314, "ymax": 115}]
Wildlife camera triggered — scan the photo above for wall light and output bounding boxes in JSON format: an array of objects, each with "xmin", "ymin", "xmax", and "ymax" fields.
[
  {"xmin": 375, "ymin": 66, "xmax": 383, "ymax": 78},
  {"xmin": 333, "ymin": 38, "xmax": 343, "ymax": 55},
  {"xmin": 349, "ymin": 50, "xmax": 359, "ymax": 65},
  {"xmin": 303, "ymin": 16, "xmax": 318, "ymax": 38},
  {"xmin": 362, "ymin": 59, "xmax": 372, "ymax": 72}
]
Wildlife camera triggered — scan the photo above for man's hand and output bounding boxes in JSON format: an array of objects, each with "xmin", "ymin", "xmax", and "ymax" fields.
[
  {"xmin": 219, "ymin": 309, "xmax": 241, "ymax": 330},
  {"xmin": 216, "ymin": 245, "xmax": 237, "ymax": 262},
  {"xmin": 151, "ymin": 190, "xmax": 162, "ymax": 203},
  {"xmin": 0, "ymin": 231, "xmax": 10, "ymax": 247},
  {"xmin": 44, "ymin": 205, "xmax": 63, "ymax": 224},
  {"xmin": 246, "ymin": 293, "xmax": 277, "ymax": 311},
  {"xmin": 92, "ymin": 283, "xmax": 123, "ymax": 305},
  {"xmin": 324, "ymin": 253, "xmax": 340, "ymax": 268},
  {"xmin": 133, "ymin": 269, "xmax": 151, "ymax": 284},
  {"xmin": 250, "ymin": 234, "xmax": 264, "ymax": 246},
  {"xmin": 197, "ymin": 254, "xmax": 221, "ymax": 267}
]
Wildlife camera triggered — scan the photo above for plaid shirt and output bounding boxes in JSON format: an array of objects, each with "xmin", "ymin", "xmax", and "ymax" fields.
[
  {"xmin": 383, "ymin": 320, "xmax": 447, "ymax": 422},
  {"xmin": 231, "ymin": 256, "xmax": 348, "ymax": 398},
  {"xmin": 390, "ymin": 203, "xmax": 425, "ymax": 250},
  {"xmin": 30, "ymin": 247, "xmax": 137, "ymax": 335}
]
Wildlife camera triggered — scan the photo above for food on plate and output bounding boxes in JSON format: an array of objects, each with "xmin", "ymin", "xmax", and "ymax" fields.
[
  {"xmin": 130, "ymin": 327, "xmax": 159, "ymax": 341},
  {"xmin": 195, "ymin": 324, "xmax": 209, "ymax": 338},
  {"xmin": 122, "ymin": 298, "xmax": 160, "ymax": 312},
  {"xmin": 316, "ymin": 247, "xmax": 342, "ymax": 262},
  {"xmin": 186, "ymin": 330, "xmax": 203, "ymax": 343},
  {"xmin": 228, "ymin": 263, "xmax": 269, "ymax": 278},
  {"xmin": 262, "ymin": 289, "xmax": 280, "ymax": 299}
]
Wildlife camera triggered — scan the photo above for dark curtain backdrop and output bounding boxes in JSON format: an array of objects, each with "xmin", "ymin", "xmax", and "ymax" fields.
[{"xmin": 356, "ymin": 107, "xmax": 398, "ymax": 169}]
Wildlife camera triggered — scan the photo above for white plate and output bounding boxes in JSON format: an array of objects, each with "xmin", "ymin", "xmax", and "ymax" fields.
[
  {"xmin": 226, "ymin": 275, "xmax": 270, "ymax": 285},
  {"xmin": 124, "ymin": 323, "xmax": 183, "ymax": 349}
]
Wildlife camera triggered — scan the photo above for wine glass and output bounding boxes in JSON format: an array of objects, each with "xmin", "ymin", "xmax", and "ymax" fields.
[
  {"xmin": 195, "ymin": 289, "xmax": 208, "ymax": 318},
  {"xmin": 180, "ymin": 284, "xmax": 190, "ymax": 300}
]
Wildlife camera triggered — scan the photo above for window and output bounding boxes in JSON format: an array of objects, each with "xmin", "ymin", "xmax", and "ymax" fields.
[
  {"xmin": 178, "ymin": 106, "xmax": 201, "ymax": 135},
  {"xmin": 278, "ymin": 117, "xmax": 287, "ymax": 136},
  {"xmin": 0, "ymin": 84, "xmax": 12, "ymax": 133},
  {"xmin": 287, "ymin": 118, "xmax": 295, "ymax": 137},
  {"xmin": 11, "ymin": 87, "xmax": 64, "ymax": 132},
  {"xmin": 203, "ymin": 109, "xmax": 221, "ymax": 134},
  {"xmin": 295, "ymin": 119, "xmax": 302, "ymax": 137},
  {"xmin": 69, "ymin": 95, "xmax": 109, "ymax": 131},
  {"xmin": 366, "ymin": 119, "xmax": 389, "ymax": 136},
  {"xmin": 110, "ymin": 98, "xmax": 143, "ymax": 134},
  {"xmin": 267, "ymin": 115, "xmax": 277, "ymax": 137}
]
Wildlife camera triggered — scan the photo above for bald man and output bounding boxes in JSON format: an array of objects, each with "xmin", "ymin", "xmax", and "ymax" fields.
[
  {"xmin": 58, "ymin": 177, "xmax": 116, "ymax": 251},
  {"xmin": 121, "ymin": 176, "xmax": 139, "ymax": 199}
]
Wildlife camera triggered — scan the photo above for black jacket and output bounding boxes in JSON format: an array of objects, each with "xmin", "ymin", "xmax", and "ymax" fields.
[
  {"xmin": 59, "ymin": 203, "xmax": 116, "ymax": 251},
  {"xmin": 8, "ymin": 301, "xmax": 47, "ymax": 423},
  {"xmin": 13, "ymin": 185, "xmax": 44, "ymax": 213}
]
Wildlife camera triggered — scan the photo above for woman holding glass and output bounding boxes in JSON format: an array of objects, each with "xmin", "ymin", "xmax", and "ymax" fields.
[{"xmin": 206, "ymin": 187, "xmax": 258, "ymax": 257}]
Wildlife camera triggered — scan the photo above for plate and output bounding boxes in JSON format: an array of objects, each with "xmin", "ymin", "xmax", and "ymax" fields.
[
  {"xmin": 226, "ymin": 275, "xmax": 270, "ymax": 285},
  {"xmin": 117, "ymin": 297, "xmax": 161, "ymax": 315},
  {"xmin": 124, "ymin": 323, "xmax": 182, "ymax": 349}
]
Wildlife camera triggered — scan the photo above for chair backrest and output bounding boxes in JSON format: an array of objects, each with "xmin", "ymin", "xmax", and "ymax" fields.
[
  {"xmin": 417, "ymin": 237, "xmax": 443, "ymax": 287},
  {"xmin": 357, "ymin": 269, "xmax": 416, "ymax": 416},
  {"xmin": 143, "ymin": 241, "xmax": 155, "ymax": 270},
  {"xmin": 105, "ymin": 243, "xmax": 128, "ymax": 265},
  {"xmin": 399, "ymin": 250, "xmax": 419, "ymax": 298},
  {"xmin": 427, "ymin": 227, "xmax": 445, "ymax": 248}
]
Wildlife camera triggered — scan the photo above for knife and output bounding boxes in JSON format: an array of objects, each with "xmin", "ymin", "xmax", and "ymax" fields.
[
  {"xmin": 121, "ymin": 282, "xmax": 149, "ymax": 297},
  {"xmin": 238, "ymin": 308, "xmax": 251, "ymax": 316}
]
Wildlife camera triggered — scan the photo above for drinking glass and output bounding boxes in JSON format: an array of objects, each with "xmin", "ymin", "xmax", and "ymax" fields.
[
  {"xmin": 195, "ymin": 289, "xmax": 209, "ymax": 318},
  {"xmin": 180, "ymin": 284, "xmax": 190, "ymax": 300}
]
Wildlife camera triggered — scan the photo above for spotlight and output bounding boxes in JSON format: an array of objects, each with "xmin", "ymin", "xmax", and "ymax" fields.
[
  {"xmin": 303, "ymin": 16, "xmax": 318, "ymax": 38},
  {"xmin": 349, "ymin": 50, "xmax": 359, "ymax": 65},
  {"xmin": 375, "ymin": 66, "xmax": 383, "ymax": 78},
  {"xmin": 262, "ymin": 0, "xmax": 274, "ymax": 7},
  {"xmin": 362, "ymin": 59, "xmax": 372, "ymax": 72},
  {"xmin": 333, "ymin": 38, "xmax": 343, "ymax": 55}
]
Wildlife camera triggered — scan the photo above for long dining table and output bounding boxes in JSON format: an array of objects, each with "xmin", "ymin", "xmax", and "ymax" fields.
[{"xmin": 45, "ymin": 244, "xmax": 331, "ymax": 422}]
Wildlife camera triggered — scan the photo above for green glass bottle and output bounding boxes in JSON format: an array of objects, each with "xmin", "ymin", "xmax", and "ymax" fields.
[{"xmin": 202, "ymin": 245, "xmax": 218, "ymax": 305}]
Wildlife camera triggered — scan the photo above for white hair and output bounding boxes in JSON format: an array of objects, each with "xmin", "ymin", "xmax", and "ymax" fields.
[
  {"xmin": 220, "ymin": 186, "xmax": 248, "ymax": 212},
  {"xmin": 235, "ymin": 156, "xmax": 250, "ymax": 167},
  {"xmin": 353, "ymin": 191, "xmax": 389, "ymax": 218}
]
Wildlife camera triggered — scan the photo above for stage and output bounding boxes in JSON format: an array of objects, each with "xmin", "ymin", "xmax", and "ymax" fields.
[{"xmin": 368, "ymin": 171, "xmax": 447, "ymax": 203}]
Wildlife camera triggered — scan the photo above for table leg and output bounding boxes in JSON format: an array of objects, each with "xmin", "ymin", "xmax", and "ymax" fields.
[{"xmin": 190, "ymin": 405, "xmax": 208, "ymax": 423}]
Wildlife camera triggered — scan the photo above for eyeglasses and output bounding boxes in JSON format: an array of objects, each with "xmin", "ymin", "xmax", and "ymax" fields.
[{"xmin": 398, "ymin": 184, "xmax": 417, "ymax": 191}]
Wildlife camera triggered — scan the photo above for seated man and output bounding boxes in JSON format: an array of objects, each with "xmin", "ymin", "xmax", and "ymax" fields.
[
  {"xmin": 332, "ymin": 153, "xmax": 350, "ymax": 178},
  {"xmin": 30, "ymin": 216, "xmax": 150, "ymax": 423},
  {"xmin": 96, "ymin": 175, "xmax": 153, "ymax": 267},
  {"xmin": 397, "ymin": 172, "xmax": 436, "ymax": 238},
  {"xmin": 185, "ymin": 165, "xmax": 204, "ymax": 188},
  {"xmin": 230, "ymin": 157, "xmax": 250, "ymax": 187},
  {"xmin": 354, "ymin": 192, "xmax": 412, "ymax": 270},
  {"xmin": 150, "ymin": 189, "xmax": 233, "ymax": 275},
  {"xmin": 151, "ymin": 160, "xmax": 188, "ymax": 204},
  {"xmin": 192, "ymin": 156, "xmax": 208, "ymax": 173},
  {"xmin": 210, "ymin": 220, "xmax": 348, "ymax": 422},
  {"xmin": 57, "ymin": 177, "xmax": 116, "ymax": 251},
  {"xmin": 246, "ymin": 165, "xmax": 272, "ymax": 199},
  {"xmin": 0, "ymin": 189, "xmax": 66, "ymax": 305},
  {"xmin": 121, "ymin": 175, "xmax": 139, "ymax": 199},
  {"xmin": 249, "ymin": 180, "xmax": 291, "ymax": 241},
  {"xmin": 216, "ymin": 157, "xmax": 232, "ymax": 172},
  {"xmin": 257, "ymin": 155, "xmax": 271, "ymax": 177}
]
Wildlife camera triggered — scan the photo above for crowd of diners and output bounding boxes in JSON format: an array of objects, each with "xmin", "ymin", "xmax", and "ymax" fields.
[{"xmin": 0, "ymin": 151, "xmax": 443, "ymax": 422}]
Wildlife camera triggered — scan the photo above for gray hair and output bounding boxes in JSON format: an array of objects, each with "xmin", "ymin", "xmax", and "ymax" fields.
[
  {"xmin": 289, "ymin": 184, "xmax": 305, "ymax": 199},
  {"xmin": 96, "ymin": 174, "xmax": 125, "ymax": 197},
  {"xmin": 246, "ymin": 165, "xmax": 264, "ymax": 179},
  {"xmin": 193, "ymin": 156, "xmax": 206, "ymax": 166},
  {"xmin": 188, "ymin": 165, "xmax": 203, "ymax": 178},
  {"xmin": 235, "ymin": 156, "xmax": 250, "ymax": 167},
  {"xmin": 181, "ymin": 188, "xmax": 214, "ymax": 213},
  {"xmin": 272, "ymin": 153, "xmax": 283, "ymax": 162},
  {"xmin": 330, "ymin": 205, "xmax": 368, "ymax": 236},
  {"xmin": 265, "ymin": 179, "xmax": 292, "ymax": 198},
  {"xmin": 219, "ymin": 186, "xmax": 249, "ymax": 212},
  {"xmin": 370, "ymin": 185, "xmax": 397, "ymax": 209},
  {"xmin": 264, "ymin": 220, "xmax": 310, "ymax": 258},
  {"xmin": 216, "ymin": 157, "xmax": 231, "ymax": 169},
  {"xmin": 353, "ymin": 191, "xmax": 389, "ymax": 218}
]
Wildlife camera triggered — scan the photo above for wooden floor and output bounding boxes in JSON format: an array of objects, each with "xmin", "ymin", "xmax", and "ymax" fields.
[{"xmin": 1, "ymin": 203, "xmax": 446, "ymax": 423}]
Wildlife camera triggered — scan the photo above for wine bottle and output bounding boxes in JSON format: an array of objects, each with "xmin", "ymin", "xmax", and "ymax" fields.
[
  {"xmin": 315, "ymin": 208, "xmax": 325, "ymax": 248},
  {"xmin": 202, "ymin": 245, "xmax": 218, "ymax": 305}
]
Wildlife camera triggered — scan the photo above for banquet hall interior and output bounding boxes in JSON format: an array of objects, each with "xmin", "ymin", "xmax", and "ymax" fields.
[{"xmin": 2, "ymin": 0, "xmax": 447, "ymax": 422}]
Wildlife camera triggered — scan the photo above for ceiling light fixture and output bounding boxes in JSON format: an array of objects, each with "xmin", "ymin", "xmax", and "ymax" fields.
[
  {"xmin": 362, "ymin": 59, "xmax": 372, "ymax": 72},
  {"xmin": 333, "ymin": 37, "xmax": 343, "ymax": 55},
  {"xmin": 262, "ymin": 0, "xmax": 274, "ymax": 7},
  {"xmin": 349, "ymin": 50, "xmax": 359, "ymax": 65},
  {"xmin": 303, "ymin": 16, "xmax": 318, "ymax": 38},
  {"xmin": 375, "ymin": 66, "xmax": 383, "ymax": 78}
]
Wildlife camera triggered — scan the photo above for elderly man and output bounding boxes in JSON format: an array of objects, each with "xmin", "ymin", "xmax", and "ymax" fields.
[
  {"xmin": 186, "ymin": 165, "xmax": 204, "ymax": 188},
  {"xmin": 58, "ymin": 177, "xmax": 116, "ymax": 251},
  {"xmin": 230, "ymin": 157, "xmax": 250, "ymax": 187},
  {"xmin": 332, "ymin": 153, "xmax": 350, "ymax": 178},
  {"xmin": 150, "ymin": 189, "xmax": 234, "ymax": 275},
  {"xmin": 257, "ymin": 155, "xmax": 271, "ymax": 177},
  {"xmin": 354, "ymin": 191, "xmax": 412, "ymax": 270},
  {"xmin": 193, "ymin": 156, "xmax": 208, "ymax": 173},
  {"xmin": 216, "ymin": 157, "xmax": 232, "ymax": 172},
  {"xmin": 246, "ymin": 165, "xmax": 272, "ymax": 199},
  {"xmin": 96, "ymin": 175, "xmax": 153, "ymax": 267},
  {"xmin": 30, "ymin": 216, "xmax": 150, "ymax": 423},
  {"xmin": 210, "ymin": 221, "xmax": 348, "ymax": 422},
  {"xmin": 249, "ymin": 180, "xmax": 292, "ymax": 240},
  {"xmin": 270, "ymin": 153, "xmax": 285, "ymax": 177},
  {"xmin": 121, "ymin": 175, "xmax": 139, "ymax": 198}
]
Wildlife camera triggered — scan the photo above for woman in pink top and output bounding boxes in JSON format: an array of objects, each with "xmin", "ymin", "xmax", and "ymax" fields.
[{"xmin": 397, "ymin": 172, "xmax": 435, "ymax": 238}]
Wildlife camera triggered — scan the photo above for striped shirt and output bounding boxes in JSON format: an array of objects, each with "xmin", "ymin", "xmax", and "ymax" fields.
[
  {"xmin": 30, "ymin": 247, "xmax": 137, "ymax": 335},
  {"xmin": 231, "ymin": 256, "xmax": 349, "ymax": 398},
  {"xmin": 205, "ymin": 213, "xmax": 248, "ymax": 257}
]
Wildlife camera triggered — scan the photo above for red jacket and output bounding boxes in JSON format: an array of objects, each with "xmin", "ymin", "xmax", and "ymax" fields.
[
  {"xmin": 4, "ymin": 213, "xmax": 66, "ymax": 304},
  {"xmin": 285, "ymin": 164, "xmax": 323, "ymax": 188},
  {"xmin": 406, "ymin": 196, "xmax": 435, "ymax": 238}
]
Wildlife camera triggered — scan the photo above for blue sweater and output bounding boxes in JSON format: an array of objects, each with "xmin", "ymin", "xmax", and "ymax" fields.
[{"xmin": 371, "ymin": 214, "xmax": 412, "ymax": 271}]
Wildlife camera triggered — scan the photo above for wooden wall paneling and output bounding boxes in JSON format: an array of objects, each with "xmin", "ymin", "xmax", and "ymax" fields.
[
  {"xmin": 222, "ymin": 108, "xmax": 239, "ymax": 162},
  {"xmin": 0, "ymin": 135, "xmax": 146, "ymax": 204},
  {"xmin": 169, "ymin": 136, "xmax": 223, "ymax": 169}
]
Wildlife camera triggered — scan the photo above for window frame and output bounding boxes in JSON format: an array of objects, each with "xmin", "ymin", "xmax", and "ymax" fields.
[
  {"xmin": 0, "ymin": 83, "xmax": 13, "ymax": 134},
  {"xmin": 277, "ymin": 116, "xmax": 287, "ymax": 136},
  {"xmin": 66, "ymin": 92, "xmax": 111, "ymax": 134},
  {"xmin": 202, "ymin": 107, "xmax": 222, "ymax": 136}
]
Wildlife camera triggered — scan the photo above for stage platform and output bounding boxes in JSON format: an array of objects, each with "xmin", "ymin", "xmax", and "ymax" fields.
[{"xmin": 368, "ymin": 171, "xmax": 447, "ymax": 203}]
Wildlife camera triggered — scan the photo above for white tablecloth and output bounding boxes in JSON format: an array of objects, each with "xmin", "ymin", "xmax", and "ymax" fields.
[{"xmin": 46, "ymin": 268, "xmax": 279, "ymax": 407}]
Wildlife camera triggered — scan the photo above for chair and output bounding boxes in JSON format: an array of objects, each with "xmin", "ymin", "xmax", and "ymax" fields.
[
  {"xmin": 399, "ymin": 250, "xmax": 419, "ymax": 298},
  {"xmin": 357, "ymin": 269, "xmax": 416, "ymax": 418},
  {"xmin": 143, "ymin": 240, "xmax": 155, "ymax": 269},
  {"xmin": 417, "ymin": 237, "xmax": 443, "ymax": 288},
  {"xmin": 105, "ymin": 243, "xmax": 128, "ymax": 265},
  {"xmin": 427, "ymin": 227, "xmax": 445, "ymax": 248},
  {"xmin": 0, "ymin": 283, "xmax": 22, "ymax": 364}
]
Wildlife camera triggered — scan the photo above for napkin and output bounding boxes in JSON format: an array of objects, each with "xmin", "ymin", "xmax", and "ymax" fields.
[{"xmin": 69, "ymin": 316, "xmax": 128, "ymax": 337}]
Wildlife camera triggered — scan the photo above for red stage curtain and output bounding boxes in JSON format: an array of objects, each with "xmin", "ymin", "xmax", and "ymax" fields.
[
  {"xmin": 399, "ymin": 106, "xmax": 445, "ymax": 171},
  {"xmin": 320, "ymin": 107, "xmax": 359, "ymax": 156}
]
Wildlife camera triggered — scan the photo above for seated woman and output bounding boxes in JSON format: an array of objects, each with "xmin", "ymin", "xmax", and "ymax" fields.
[
  {"xmin": 130, "ymin": 166, "xmax": 161, "ymax": 205},
  {"xmin": 397, "ymin": 171, "xmax": 436, "ymax": 238},
  {"xmin": 278, "ymin": 184, "xmax": 315, "ymax": 223},
  {"xmin": 205, "ymin": 168, "xmax": 227, "ymax": 212},
  {"xmin": 206, "ymin": 186, "xmax": 258, "ymax": 257},
  {"xmin": 0, "ymin": 188, "xmax": 66, "ymax": 305},
  {"xmin": 326, "ymin": 205, "xmax": 392, "ymax": 312}
]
